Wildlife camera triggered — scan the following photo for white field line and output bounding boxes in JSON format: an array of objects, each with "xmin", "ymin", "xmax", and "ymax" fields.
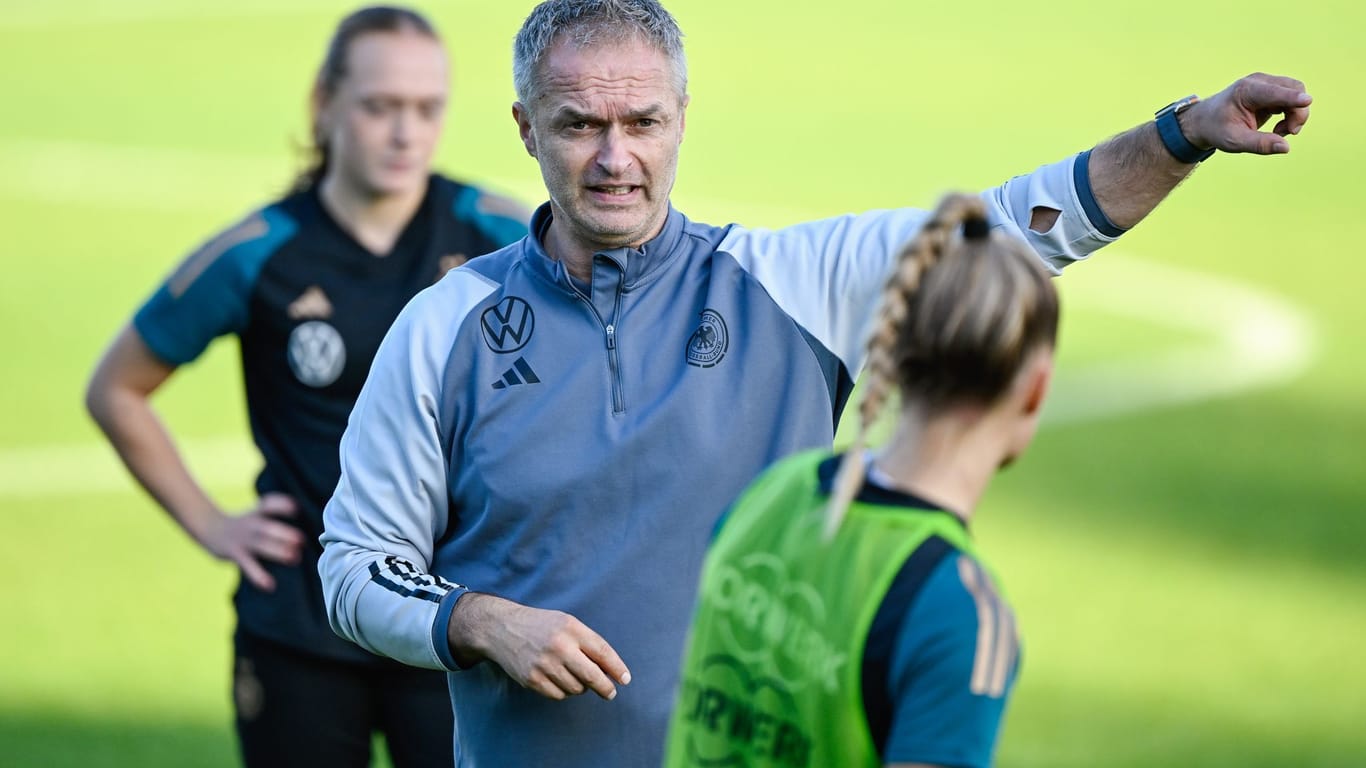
[
  {"xmin": 1043, "ymin": 255, "xmax": 1317, "ymax": 425},
  {"xmin": 0, "ymin": 138, "xmax": 1319, "ymax": 497}
]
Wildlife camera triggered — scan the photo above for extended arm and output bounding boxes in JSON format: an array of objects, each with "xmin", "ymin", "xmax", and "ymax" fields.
[
  {"xmin": 1088, "ymin": 72, "xmax": 1311, "ymax": 229},
  {"xmin": 716, "ymin": 72, "xmax": 1312, "ymax": 387}
]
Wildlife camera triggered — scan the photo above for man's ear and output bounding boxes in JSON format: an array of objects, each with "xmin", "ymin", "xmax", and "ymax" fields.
[
  {"xmin": 679, "ymin": 93, "xmax": 690, "ymax": 142},
  {"xmin": 513, "ymin": 102, "xmax": 537, "ymax": 158},
  {"xmin": 1021, "ymin": 353, "xmax": 1052, "ymax": 417}
]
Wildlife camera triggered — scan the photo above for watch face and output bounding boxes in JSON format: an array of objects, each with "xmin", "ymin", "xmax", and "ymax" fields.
[
  {"xmin": 1158, "ymin": 94, "xmax": 1200, "ymax": 117},
  {"xmin": 1174, "ymin": 95, "xmax": 1199, "ymax": 114}
]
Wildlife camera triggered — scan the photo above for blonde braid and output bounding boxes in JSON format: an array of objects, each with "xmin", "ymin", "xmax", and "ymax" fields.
[{"xmin": 823, "ymin": 194, "xmax": 987, "ymax": 540}]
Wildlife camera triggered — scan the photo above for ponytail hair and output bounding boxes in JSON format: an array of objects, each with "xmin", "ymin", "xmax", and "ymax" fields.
[
  {"xmin": 292, "ymin": 5, "xmax": 441, "ymax": 194},
  {"xmin": 824, "ymin": 193, "xmax": 1059, "ymax": 539}
]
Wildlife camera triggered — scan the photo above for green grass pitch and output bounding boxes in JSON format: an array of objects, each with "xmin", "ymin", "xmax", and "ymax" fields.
[{"xmin": 2, "ymin": 1, "xmax": 1364, "ymax": 766}]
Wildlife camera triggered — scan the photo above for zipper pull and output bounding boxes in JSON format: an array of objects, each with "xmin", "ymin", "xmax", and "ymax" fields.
[{"xmin": 605, "ymin": 324, "xmax": 616, "ymax": 349}]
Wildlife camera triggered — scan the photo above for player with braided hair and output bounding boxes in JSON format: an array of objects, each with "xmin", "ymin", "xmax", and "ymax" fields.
[{"xmin": 666, "ymin": 192, "xmax": 1058, "ymax": 768}]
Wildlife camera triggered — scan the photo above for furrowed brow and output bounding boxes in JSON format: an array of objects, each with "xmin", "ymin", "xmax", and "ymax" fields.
[
  {"xmin": 550, "ymin": 106, "xmax": 596, "ymax": 124},
  {"xmin": 623, "ymin": 104, "xmax": 667, "ymax": 121},
  {"xmin": 550, "ymin": 104, "xmax": 667, "ymax": 124}
]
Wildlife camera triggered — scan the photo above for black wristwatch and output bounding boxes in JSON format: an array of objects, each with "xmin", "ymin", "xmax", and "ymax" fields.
[{"xmin": 1155, "ymin": 95, "xmax": 1215, "ymax": 164}]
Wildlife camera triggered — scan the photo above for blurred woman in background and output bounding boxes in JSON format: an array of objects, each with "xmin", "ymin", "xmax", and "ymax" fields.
[{"xmin": 85, "ymin": 6, "xmax": 527, "ymax": 766}]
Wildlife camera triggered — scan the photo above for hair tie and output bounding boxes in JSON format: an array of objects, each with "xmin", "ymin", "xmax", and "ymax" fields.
[{"xmin": 963, "ymin": 217, "xmax": 990, "ymax": 240}]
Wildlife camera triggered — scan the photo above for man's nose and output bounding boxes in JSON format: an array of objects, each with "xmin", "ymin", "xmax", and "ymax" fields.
[{"xmin": 594, "ymin": 126, "xmax": 633, "ymax": 176}]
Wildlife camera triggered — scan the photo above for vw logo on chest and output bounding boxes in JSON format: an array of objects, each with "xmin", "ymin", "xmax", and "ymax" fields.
[{"xmin": 481, "ymin": 296, "xmax": 536, "ymax": 354}]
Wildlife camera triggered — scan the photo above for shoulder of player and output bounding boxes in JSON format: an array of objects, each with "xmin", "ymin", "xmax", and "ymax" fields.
[
  {"xmin": 879, "ymin": 547, "xmax": 1017, "ymax": 692},
  {"xmin": 432, "ymin": 175, "xmax": 531, "ymax": 247},
  {"xmin": 132, "ymin": 201, "xmax": 300, "ymax": 365},
  {"xmin": 914, "ymin": 551, "xmax": 1007, "ymax": 629},
  {"xmin": 866, "ymin": 542, "xmax": 982, "ymax": 663},
  {"xmin": 398, "ymin": 263, "xmax": 504, "ymax": 339},
  {"xmin": 892, "ymin": 547, "xmax": 1009, "ymax": 628},
  {"xmin": 164, "ymin": 202, "xmax": 300, "ymax": 300}
]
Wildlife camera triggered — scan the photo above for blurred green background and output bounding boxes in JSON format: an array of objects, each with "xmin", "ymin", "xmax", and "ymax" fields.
[{"xmin": 1, "ymin": 0, "xmax": 1363, "ymax": 766}]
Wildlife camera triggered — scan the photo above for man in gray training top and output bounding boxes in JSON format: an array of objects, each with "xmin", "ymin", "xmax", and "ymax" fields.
[{"xmin": 318, "ymin": 0, "xmax": 1311, "ymax": 765}]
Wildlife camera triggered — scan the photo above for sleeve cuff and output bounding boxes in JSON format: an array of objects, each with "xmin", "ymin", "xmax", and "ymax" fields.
[
  {"xmin": 431, "ymin": 586, "xmax": 471, "ymax": 671},
  {"xmin": 1072, "ymin": 149, "xmax": 1128, "ymax": 239},
  {"xmin": 131, "ymin": 306, "xmax": 200, "ymax": 366}
]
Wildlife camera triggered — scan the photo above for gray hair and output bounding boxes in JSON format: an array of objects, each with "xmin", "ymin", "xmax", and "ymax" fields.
[{"xmin": 512, "ymin": 0, "xmax": 687, "ymax": 103}]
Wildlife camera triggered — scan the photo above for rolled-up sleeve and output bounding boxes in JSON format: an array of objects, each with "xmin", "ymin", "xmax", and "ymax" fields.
[{"xmin": 985, "ymin": 150, "xmax": 1123, "ymax": 274}]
